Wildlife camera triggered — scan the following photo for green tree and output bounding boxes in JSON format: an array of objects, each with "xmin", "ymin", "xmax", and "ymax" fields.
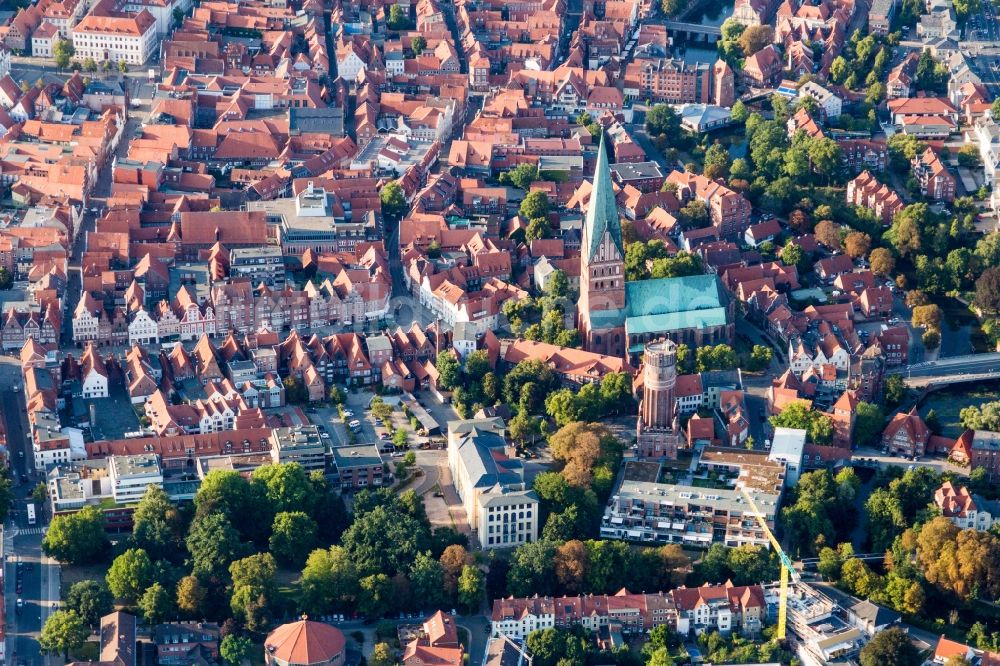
[
  {"xmin": 194, "ymin": 469, "xmax": 268, "ymax": 543},
  {"xmin": 117, "ymin": 60, "xmax": 128, "ymax": 73},
  {"xmin": 730, "ymin": 100, "xmax": 749, "ymax": 123},
  {"xmin": 769, "ymin": 402, "xmax": 834, "ymax": 445},
  {"xmin": 133, "ymin": 484, "xmax": 184, "ymax": 557},
  {"xmin": 139, "ymin": 582, "xmax": 173, "ymax": 624},
  {"xmin": 341, "ymin": 503, "xmax": 431, "ymax": 576},
  {"xmin": 859, "ymin": 627, "xmax": 920, "ymax": 666},
  {"xmin": 106, "ymin": 548, "xmax": 154, "ymax": 603},
  {"xmin": 43, "ymin": 505, "xmax": 108, "ymax": 564},
  {"xmin": 885, "ymin": 374, "xmax": 907, "ymax": 406},
  {"xmin": 186, "ymin": 512, "xmax": 247, "ymax": 579},
  {"xmin": 865, "ymin": 488, "xmax": 907, "ymax": 552},
  {"xmin": 411, "ymin": 35, "xmax": 426, "ymax": 55},
  {"xmin": 660, "ymin": 0, "xmax": 686, "ymax": 15},
  {"xmin": 371, "ymin": 643, "xmax": 395, "ymax": 666},
  {"xmin": 176, "ymin": 575, "xmax": 208, "ymax": 618},
  {"xmin": 0, "ymin": 267, "xmax": 12, "ymax": 290},
  {"xmin": 39, "ymin": 610, "xmax": 89, "ymax": 659},
  {"xmin": 83, "ymin": 57, "xmax": 97, "ymax": 72},
  {"xmin": 525, "ymin": 216, "xmax": 551, "ymax": 241},
  {"xmin": 747, "ymin": 345, "xmax": 773, "ymax": 371},
  {"xmin": 53, "ymin": 39, "xmax": 74, "ymax": 69},
  {"xmin": 65, "ymin": 580, "xmax": 113, "ymax": 628},
  {"xmin": 251, "ymin": 463, "xmax": 314, "ymax": 515},
  {"xmin": 457, "ymin": 564, "xmax": 484, "ymax": 612},
  {"xmin": 507, "ymin": 539, "xmax": 559, "ymax": 597},
  {"xmin": 677, "ymin": 199, "xmax": 709, "ymax": 228},
  {"xmin": 738, "ymin": 24, "xmax": 773, "ymax": 56},
  {"xmin": 646, "ymin": 104, "xmax": 680, "ymax": 137},
  {"xmin": 300, "ymin": 546, "xmax": 359, "ymax": 614},
  {"xmin": 409, "ymin": 551, "xmax": 446, "ymax": 608},
  {"xmin": 436, "ymin": 351, "xmax": 461, "ymax": 389},
  {"xmin": 220, "ymin": 634, "xmax": 252, "ymax": 666},
  {"xmin": 380, "ymin": 181, "xmax": 407, "ymax": 220},
  {"xmin": 386, "ymin": 3, "xmax": 410, "ymax": 28},
  {"xmin": 504, "ymin": 163, "xmax": 540, "ymax": 190},
  {"xmin": 781, "ymin": 241, "xmax": 805, "ymax": 270},
  {"xmin": 270, "ymin": 511, "xmax": 319, "ymax": 567},
  {"xmin": 519, "ymin": 191, "xmax": 550, "ymax": 221},
  {"xmin": 958, "ymin": 144, "xmax": 982, "ymax": 168},
  {"xmin": 853, "ymin": 402, "xmax": 885, "ymax": 446},
  {"xmin": 358, "ymin": 573, "xmax": 393, "ymax": 619},
  {"xmin": 229, "ymin": 552, "xmax": 278, "ymax": 630},
  {"xmin": 704, "ymin": 142, "xmax": 731, "ymax": 178}
]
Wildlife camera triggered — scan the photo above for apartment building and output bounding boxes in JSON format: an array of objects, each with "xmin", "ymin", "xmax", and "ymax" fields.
[
  {"xmin": 491, "ymin": 583, "xmax": 766, "ymax": 640},
  {"xmin": 491, "ymin": 591, "xmax": 681, "ymax": 640},
  {"xmin": 269, "ymin": 425, "xmax": 326, "ymax": 472},
  {"xmin": 229, "ymin": 246, "xmax": 286, "ymax": 288},
  {"xmin": 868, "ymin": 0, "xmax": 896, "ymax": 34},
  {"xmin": 671, "ymin": 583, "xmax": 767, "ymax": 637},
  {"xmin": 600, "ymin": 452, "xmax": 784, "ymax": 548},
  {"xmin": 911, "ymin": 147, "xmax": 956, "ymax": 202},
  {"xmin": 330, "ymin": 445, "xmax": 384, "ymax": 489},
  {"xmin": 495, "ymin": 338, "xmax": 629, "ymax": 387},
  {"xmin": 846, "ymin": 171, "xmax": 904, "ymax": 224},
  {"xmin": 665, "ymin": 171, "xmax": 752, "ymax": 238},
  {"xmin": 798, "ymin": 81, "xmax": 842, "ymax": 119},
  {"xmin": 622, "ymin": 58, "xmax": 712, "ymax": 104},
  {"xmin": 447, "ymin": 418, "xmax": 539, "ymax": 550},
  {"xmin": 108, "ymin": 453, "xmax": 163, "ymax": 504}
]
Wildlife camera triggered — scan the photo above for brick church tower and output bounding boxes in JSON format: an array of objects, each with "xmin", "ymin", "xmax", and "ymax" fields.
[{"xmin": 578, "ymin": 136, "xmax": 627, "ymax": 358}]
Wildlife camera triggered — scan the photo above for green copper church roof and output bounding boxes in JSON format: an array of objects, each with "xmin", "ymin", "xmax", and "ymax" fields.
[
  {"xmin": 585, "ymin": 136, "xmax": 624, "ymax": 262},
  {"xmin": 623, "ymin": 274, "xmax": 729, "ymax": 335}
]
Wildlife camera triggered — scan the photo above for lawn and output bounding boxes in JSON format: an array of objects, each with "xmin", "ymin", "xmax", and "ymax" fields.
[{"xmin": 60, "ymin": 563, "xmax": 111, "ymax": 600}]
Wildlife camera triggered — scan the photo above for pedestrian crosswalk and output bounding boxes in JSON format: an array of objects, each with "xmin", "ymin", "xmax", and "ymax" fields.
[{"xmin": 18, "ymin": 527, "xmax": 46, "ymax": 535}]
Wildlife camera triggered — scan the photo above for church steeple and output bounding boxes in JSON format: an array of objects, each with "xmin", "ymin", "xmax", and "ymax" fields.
[
  {"xmin": 584, "ymin": 136, "xmax": 624, "ymax": 263},
  {"xmin": 578, "ymin": 134, "xmax": 627, "ymax": 359}
]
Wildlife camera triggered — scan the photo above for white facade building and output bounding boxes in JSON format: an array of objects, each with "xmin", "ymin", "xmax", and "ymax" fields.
[
  {"xmin": 72, "ymin": 7, "xmax": 158, "ymax": 65},
  {"xmin": 447, "ymin": 418, "xmax": 539, "ymax": 550},
  {"xmin": 108, "ymin": 454, "xmax": 163, "ymax": 504},
  {"xmin": 798, "ymin": 81, "xmax": 843, "ymax": 119},
  {"xmin": 128, "ymin": 308, "xmax": 159, "ymax": 345}
]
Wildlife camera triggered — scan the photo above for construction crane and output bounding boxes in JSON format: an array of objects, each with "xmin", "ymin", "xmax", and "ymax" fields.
[{"xmin": 739, "ymin": 487, "xmax": 799, "ymax": 641}]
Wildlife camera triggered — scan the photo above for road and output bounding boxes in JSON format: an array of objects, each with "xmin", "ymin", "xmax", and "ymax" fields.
[
  {"xmin": 897, "ymin": 353, "xmax": 1000, "ymax": 381},
  {"xmin": 2, "ymin": 387, "xmax": 59, "ymax": 666}
]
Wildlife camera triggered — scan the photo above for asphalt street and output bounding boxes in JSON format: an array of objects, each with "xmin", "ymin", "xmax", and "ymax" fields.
[
  {"xmin": 2, "ymin": 388, "xmax": 58, "ymax": 666},
  {"xmin": 901, "ymin": 352, "xmax": 1000, "ymax": 377}
]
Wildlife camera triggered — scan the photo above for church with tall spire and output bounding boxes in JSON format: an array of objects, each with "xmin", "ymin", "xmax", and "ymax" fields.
[
  {"xmin": 577, "ymin": 136, "xmax": 627, "ymax": 358},
  {"xmin": 577, "ymin": 136, "xmax": 736, "ymax": 362}
]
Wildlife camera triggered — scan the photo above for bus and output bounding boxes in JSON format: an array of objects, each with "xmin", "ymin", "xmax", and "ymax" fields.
[{"xmin": 26, "ymin": 503, "xmax": 35, "ymax": 526}]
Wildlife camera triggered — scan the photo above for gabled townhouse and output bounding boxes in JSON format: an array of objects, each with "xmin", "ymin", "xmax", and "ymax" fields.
[{"xmin": 80, "ymin": 342, "xmax": 109, "ymax": 399}]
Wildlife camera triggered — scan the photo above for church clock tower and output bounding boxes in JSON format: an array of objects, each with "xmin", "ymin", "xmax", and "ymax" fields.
[{"xmin": 578, "ymin": 136, "xmax": 627, "ymax": 358}]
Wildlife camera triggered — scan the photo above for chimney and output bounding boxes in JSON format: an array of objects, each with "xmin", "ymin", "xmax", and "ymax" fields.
[{"xmin": 89, "ymin": 403, "xmax": 97, "ymax": 428}]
